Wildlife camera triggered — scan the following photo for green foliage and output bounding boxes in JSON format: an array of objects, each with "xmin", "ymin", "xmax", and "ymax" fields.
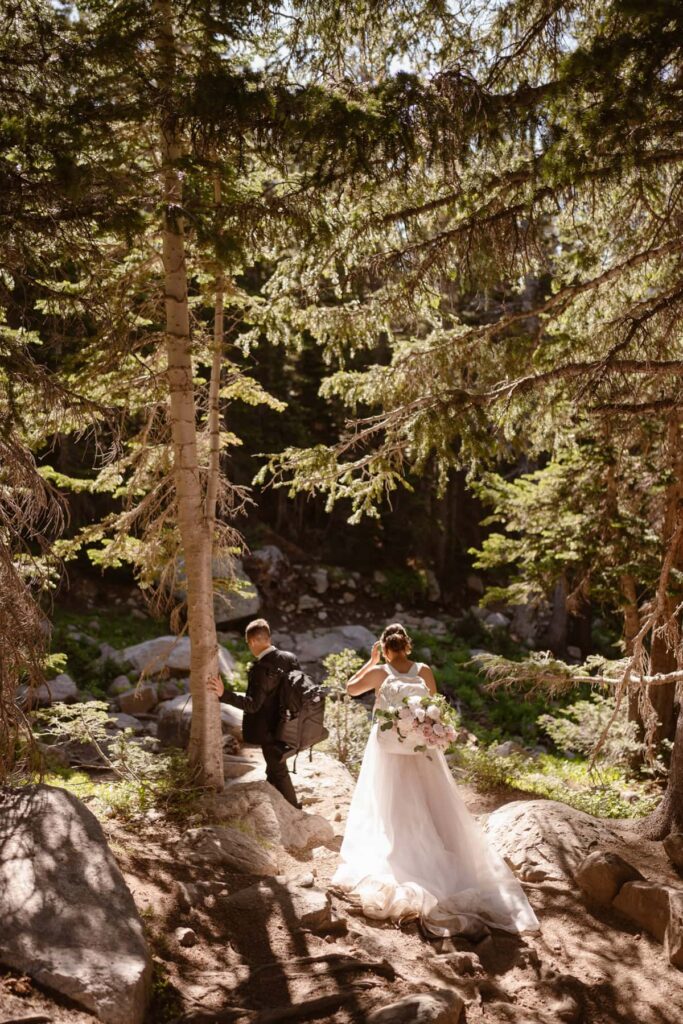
[
  {"xmin": 537, "ymin": 693, "xmax": 644, "ymax": 767},
  {"xmin": 375, "ymin": 567, "xmax": 428, "ymax": 604},
  {"xmin": 322, "ymin": 649, "xmax": 372, "ymax": 772},
  {"xmin": 453, "ymin": 745, "xmax": 659, "ymax": 819}
]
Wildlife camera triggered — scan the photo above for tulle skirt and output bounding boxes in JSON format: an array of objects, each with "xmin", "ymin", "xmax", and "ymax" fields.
[{"xmin": 332, "ymin": 724, "xmax": 540, "ymax": 937}]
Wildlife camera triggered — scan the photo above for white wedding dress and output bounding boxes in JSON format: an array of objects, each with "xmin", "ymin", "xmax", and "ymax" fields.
[{"xmin": 332, "ymin": 661, "xmax": 540, "ymax": 937}]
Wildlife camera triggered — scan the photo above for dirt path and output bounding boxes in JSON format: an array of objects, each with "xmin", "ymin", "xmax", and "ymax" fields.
[{"xmin": 2, "ymin": 751, "xmax": 682, "ymax": 1024}]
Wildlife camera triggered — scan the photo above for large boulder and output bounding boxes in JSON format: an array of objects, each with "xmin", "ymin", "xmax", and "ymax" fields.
[
  {"xmin": 0, "ymin": 785, "xmax": 151, "ymax": 1024},
  {"xmin": 120, "ymin": 635, "xmax": 235, "ymax": 678},
  {"xmin": 665, "ymin": 891, "xmax": 683, "ymax": 968},
  {"xmin": 117, "ymin": 683, "xmax": 158, "ymax": 716},
  {"xmin": 175, "ymin": 556, "xmax": 261, "ymax": 625},
  {"xmin": 275, "ymin": 624, "xmax": 376, "ymax": 666},
  {"xmin": 157, "ymin": 694, "xmax": 243, "ymax": 748},
  {"xmin": 178, "ymin": 825, "xmax": 280, "ymax": 875},
  {"xmin": 202, "ymin": 778, "xmax": 334, "ymax": 853},
  {"xmin": 664, "ymin": 832, "xmax": 683, "ymax": 872},
  {"xmin": 245, "ymin": 545, "xmax": 290, "ymax": 593},
  {"xmin": 484, "ymin": 800, "xmax": 619, "ymax": 883},
  {"xmin": 24, "ymin": 673, "xmax": 79, "ymax": 707},
  {"xmin": 576, "ymin": 850, "xmax": 644, "ymax": 906}
]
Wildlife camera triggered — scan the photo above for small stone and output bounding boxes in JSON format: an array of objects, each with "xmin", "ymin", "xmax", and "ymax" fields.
[
  {"xmin": 298, "ymin": 594, "xmax": 320, "ymax": 612},
  {"xmin": 613, "ymin": 880, "xmax": 672, "ymax": 942},
  {"xmin": 311, "ymin": 568, "xmax": 329, "ymax": 594},
  {"xmin": 342, "ymin": 591, "xmax": 356, "ymax": 603},
  {"xmin": 318, "ymin": 610, "xmax": 328, "ymax": 621},
  {"xmin": 368, "ymin": 990, "xmax": 464, "ymax": 1024},
  {"xmin": 566, "ymin": 645, "xmax": 583, "ymax": 660},
  {"xmin": 175, "ymin": 927, "xmax": 197, "ymax": 948}
]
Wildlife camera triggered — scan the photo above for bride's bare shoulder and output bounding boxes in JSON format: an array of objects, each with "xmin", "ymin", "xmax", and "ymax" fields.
[{"xmin": 417, "ymin": 663, "xmax": 437, "ymax": 694}]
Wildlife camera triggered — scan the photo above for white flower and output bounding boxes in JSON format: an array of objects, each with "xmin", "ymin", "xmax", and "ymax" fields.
[
  {"xmin": 414, "ymin": 708, "xmax": 426, "ymax": 723},
  {"xmin": 426, "ymin": 704, "xmax": 440, "ymax": 721},
  {"xmin": 407, "ymin": 695, "xmax": 421, "ymax": 707},
  {"xmin": 432, "ymin": 722, "xmax": 445, "ymax": 737},
  {"xmin": 398, "ymin": 706, "xmax": 413, "ymax": 721}
]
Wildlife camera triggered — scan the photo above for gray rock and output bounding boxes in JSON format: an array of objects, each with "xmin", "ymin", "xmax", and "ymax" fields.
[
  {"xmin": 485, "ymin": 800, "xmax": 619, "ymax": 883},
  {"xmin": 108, "ymin": 675, "xmax": 133, "ymax": 696},
  {"xmin": 248, "ymin": 545, "xmax": 289, "ymax": 587},
  {"xmin": 566, "ymin": 645, "xmax": 583, "ymax": 661},
  {"xmin": 157, "ymin": 694, "xmax": 243, "ymax": 748},
  {"xmin": 106, "ymin": 712, "xmax": 144, "ymax": 735},
  {"xmin": 117, "ymin": 684, "xmax": 158, "ymax": 716},
  {"xmin": 368, "ymin": 990, "xmax": 464, "ymax": 1024},
  {"xmin": 179, "ymin": 825, "xmax": 280, "ymax": 875},
  {"xmin": 175, "ymin": 927, "xmax": 198, "ymax": 948},
  {"xmin": 576, "ymin": 850, "xmax": 644, "ymax": 906},
  {"xmin": 174, "ymin": 556, "xmax": 261, "ymax": 625},
  {"xmin": 509, "ymin": 603, "xmax": 543, "ymax": 644},
  {"xmin": 294, "ymin": 624, "xmax": 377, "ymax": 665},
  {"xmin": 203, "ymin": 779, "xmax": 334, "ymax": 853},
  {"xmin": 484, "ymin": 611, "xmax": 510, "ymax": 630},
  {"xmin": 24, "ymin": 673, "xmax": 79, "ymax": 707},
  {"xmin": 466, "ymin": 574, "xmax": 485, "ymax": 595},
  {"xmin": 0, "ymin": 785, "xmax": 151, "ymax": 1024},
  {"xmin": 665, "ymin": 890, "xmax": 683, "ymax": 968},
  {"xmin": 298, "ymin": 593, "xmax": 321, "ymax": 611},
  {"xmin": 664, "ymin": 832, "xmax": 683, "ymax": 872},
  {"xmin": 120, "ymin": 635, "xmax": 235, "ymax": 678},
  {"xmin": 613, "ymin": 880, "xmax": 672, "ymax": 942},
  {"xmin": 425, "ymin": 569, "xmax": 441, "ymax": 603},
  {"xmin": 311, "ymin": 568, "xmax": 329, "ymax": 594},
  {"xmin": 221, "ymin": 879, "xmax": 332, "ymax": 931}
]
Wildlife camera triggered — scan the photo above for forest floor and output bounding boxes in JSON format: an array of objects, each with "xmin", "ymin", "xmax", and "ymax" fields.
[{"xmin": 2, "ymin": 747, "xmax": 682, "ymax": 1024}]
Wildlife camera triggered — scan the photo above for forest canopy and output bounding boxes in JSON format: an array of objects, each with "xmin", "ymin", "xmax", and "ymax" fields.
[{"xmin": 2, "ymin": 0, "xmax": 683, "ymax": 834}]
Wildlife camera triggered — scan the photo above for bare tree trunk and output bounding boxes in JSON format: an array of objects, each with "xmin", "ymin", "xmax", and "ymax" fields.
[
  {"xmin": 622, "ymin": 573, "xmax": 645, "ymax": 744},
  {"xmin": 156, "ymin": 0, "xmax": 223, "ymax": 788},
  {"xmin": 540, "ymin": 576, "xmax": 568, "ymax": 655}
]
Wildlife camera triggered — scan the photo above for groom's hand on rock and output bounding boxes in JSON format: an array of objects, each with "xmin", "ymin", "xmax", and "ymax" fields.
[{"xmin": 207, "ymin": 674, "xmax": 224, "ymax": 698}]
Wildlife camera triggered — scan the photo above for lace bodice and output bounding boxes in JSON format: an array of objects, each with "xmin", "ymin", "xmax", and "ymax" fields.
[{"xmin": 374, "ymin": 662, "xmax": 430, "ymax": 712}]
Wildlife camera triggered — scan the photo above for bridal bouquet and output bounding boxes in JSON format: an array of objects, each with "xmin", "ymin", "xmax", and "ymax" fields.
[{"xmin": 375, "ymin": 693, "xmax": 459, "ymax": 753}]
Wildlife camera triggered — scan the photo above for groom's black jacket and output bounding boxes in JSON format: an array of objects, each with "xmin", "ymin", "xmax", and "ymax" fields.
[{"xmin": 221, "ymin": 647, "xmax": 299, "ymax": 745}]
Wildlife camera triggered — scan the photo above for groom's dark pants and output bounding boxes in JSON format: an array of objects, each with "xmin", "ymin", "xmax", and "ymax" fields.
[{"xmin": 263, "ymin": 739, "xmax": 299, "ymax": 807}]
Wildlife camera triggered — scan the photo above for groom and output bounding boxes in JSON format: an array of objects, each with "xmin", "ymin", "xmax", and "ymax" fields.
[{"xmin": 207, "ymin": 618, "xmax": 301, "ymax": 808}]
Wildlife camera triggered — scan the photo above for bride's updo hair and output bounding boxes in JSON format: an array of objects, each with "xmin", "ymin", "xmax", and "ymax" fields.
[{"xmin": 380, "ymin": 622, "xmax": 411, "ymax": 654}]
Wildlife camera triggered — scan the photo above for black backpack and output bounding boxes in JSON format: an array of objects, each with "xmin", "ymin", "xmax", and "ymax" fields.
[{"xmin": 276, "ymin": 668, "xmax": 328, "ymax": 763}]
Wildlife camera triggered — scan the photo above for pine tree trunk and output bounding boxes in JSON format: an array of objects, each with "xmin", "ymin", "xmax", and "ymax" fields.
[
  {"xmin": 156, "ymin": 0, "xmax": 224, "ymax": 789},
  {"xmin": 639, "ymin": 693, "xmax": 683, "ymax": 839}
]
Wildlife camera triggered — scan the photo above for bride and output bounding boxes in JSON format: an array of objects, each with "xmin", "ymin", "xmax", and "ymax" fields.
[{"xmin": 332, "ymin": 623, "xmax": 540, "ymax": 938}]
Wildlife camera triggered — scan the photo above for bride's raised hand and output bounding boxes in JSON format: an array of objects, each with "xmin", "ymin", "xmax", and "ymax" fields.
[{"xmin": 369, "ymin": 640, "xmax": 382, "ymax": 665}]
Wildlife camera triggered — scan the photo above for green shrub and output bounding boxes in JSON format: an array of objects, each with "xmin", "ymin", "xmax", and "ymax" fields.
[{"xmin": 322, "ymin": 648, "xmax": 372, "ymax": 773}]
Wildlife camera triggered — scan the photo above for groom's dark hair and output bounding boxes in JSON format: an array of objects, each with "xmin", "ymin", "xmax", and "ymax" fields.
[{"xmin": 245, "ymin": 618, "xmax": 271, "ymax": 643}]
